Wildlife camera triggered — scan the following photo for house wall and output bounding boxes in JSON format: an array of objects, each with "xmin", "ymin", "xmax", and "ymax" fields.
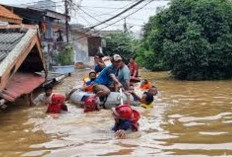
[
  {"xmin": 71, "ymin": 32, "xmax": 89, "ymax": 64},
  {"xmin": 45, "ymin": 17, "xmax": 53, "ymax": 40},
  {"xmin": 88, "ymin": 37, "xmax": 102, "ymax": 56}
]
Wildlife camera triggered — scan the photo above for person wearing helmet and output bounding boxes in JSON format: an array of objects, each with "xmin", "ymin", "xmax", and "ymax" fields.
[
  {"xmin": 83, "ymin": 95, "xmax": 100, "ymax": 112},
  {"xmin": 46, "ymin": 93, "xmax": 68, "ymax": 114},
  {"xmin": 112, "ymin": 105, "xmax": 140, "ymax": 138},
  {"xmin": 30, "ymin": 83, "xmax": 54, "ymax": 106}
]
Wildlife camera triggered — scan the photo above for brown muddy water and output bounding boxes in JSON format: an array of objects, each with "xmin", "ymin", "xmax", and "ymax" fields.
[{"xmin": 0, "ymin": 70, "xmax": 232, "ymax": 157}]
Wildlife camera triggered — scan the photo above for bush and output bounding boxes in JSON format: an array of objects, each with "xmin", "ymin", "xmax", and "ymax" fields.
[
  {"xmin": 57, "ymin": 44, "xmax": 74, "ymax": 66},
  {"xmin": 138, "ymin": 0, "xmax": 232, "ymax": 80}
]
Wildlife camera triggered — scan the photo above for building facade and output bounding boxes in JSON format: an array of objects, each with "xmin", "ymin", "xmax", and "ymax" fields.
[{"xmin": 71, "ymin": 25, "xmax": 102, "ymax": 67}]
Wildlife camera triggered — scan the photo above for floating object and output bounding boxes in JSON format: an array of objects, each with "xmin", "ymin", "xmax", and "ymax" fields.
[{"xmin": 67, "ymin": 90, "xmax": 140, "ymax": 109}]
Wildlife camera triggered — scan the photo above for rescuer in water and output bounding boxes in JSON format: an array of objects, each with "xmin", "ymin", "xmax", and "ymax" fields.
[{"xmin": 112, "ymin": 104, "xmax": 140, "ymax": 138}]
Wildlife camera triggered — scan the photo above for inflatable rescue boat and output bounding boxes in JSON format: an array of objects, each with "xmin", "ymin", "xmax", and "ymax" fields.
[{"xmin": 66, "ymin": 88, "xmax": 140, "ymax": 109}]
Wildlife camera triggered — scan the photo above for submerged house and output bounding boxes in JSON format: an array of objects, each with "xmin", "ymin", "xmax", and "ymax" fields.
[{"xmin": 0, "ymin": 5, "xmax": 46, "ymax": 102}]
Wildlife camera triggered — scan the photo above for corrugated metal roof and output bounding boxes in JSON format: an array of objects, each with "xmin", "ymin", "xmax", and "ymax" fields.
[{"xmin": 0, "ymin": 29, "xmax": 26, "ymax": 64}]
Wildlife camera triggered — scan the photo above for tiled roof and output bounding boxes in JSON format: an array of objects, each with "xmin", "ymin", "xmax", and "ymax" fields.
[
  {"xmin": 0, "ymin": 5, "xmax": 22, "ymax": 24},
  {"xmin": 0, "ymin": 29, "xmax": 27, "ymax": 64}
]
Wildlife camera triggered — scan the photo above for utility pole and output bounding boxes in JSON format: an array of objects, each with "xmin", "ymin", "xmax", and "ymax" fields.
[
  {"xmin": 65, "ymin": 0, "xmax": 70, "ymax": 43},
  {"xmin": 123, "ymin": 18, "xmax": 127, "ymax": 33}
]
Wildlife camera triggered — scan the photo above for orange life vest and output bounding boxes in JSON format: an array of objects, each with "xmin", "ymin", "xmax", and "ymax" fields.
[{"xmin": 140, "ymin": 82, "xmax": 150, "ymax": 90}]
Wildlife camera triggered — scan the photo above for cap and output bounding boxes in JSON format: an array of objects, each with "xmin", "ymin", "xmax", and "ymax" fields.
[{"xmin": 113, "ymin": 54, "xmax": 122, "ymax": 61}]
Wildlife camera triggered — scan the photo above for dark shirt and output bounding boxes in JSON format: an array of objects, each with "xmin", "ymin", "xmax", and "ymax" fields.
[
  {"xmin": 94, "ymin": 64, "xmax": 103, "ymax": 73},
  {"xmin": 112, "ymin": 119, "xmax": 133, "ymax": 132},
  {"xmin": 86, "ymin": 79, "xmax": 94, "ymax": 86}
]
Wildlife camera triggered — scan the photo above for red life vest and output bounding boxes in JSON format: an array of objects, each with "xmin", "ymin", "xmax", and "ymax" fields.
[
  {"xmin": 131, "ymin": 109, "xmax": 140, "ymax": 131},
  {"xmin": 46, "ymin": 94, "xmax": 66, "ymax": 114},
  {"xmin": 47, "ymin": 103, "xmax": 62, "ymax": 114}
]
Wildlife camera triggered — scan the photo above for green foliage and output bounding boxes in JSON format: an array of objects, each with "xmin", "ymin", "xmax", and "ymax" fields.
[
  {"xmin": 57, "ymin": 44, "xmax": 74, "ymax": 66},
  {"xmin": 138, "ymin": 0, "xmax": 232, "ymax": 80},
  {"xmin": 103, "ymin": 33, "xmax": 135, "ymax": 63}
]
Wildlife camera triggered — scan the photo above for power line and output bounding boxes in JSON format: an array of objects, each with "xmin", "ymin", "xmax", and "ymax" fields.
[
  {"xmin": 78, "ymin": 14, "xmax": 93, "ymax": 26},
  {"xmin": 83, "ymin": 1, "xmax": 136, "ymax": 18},
  {"xmin": 74, "ymin": 0, "xmax": 153, "ymax": 41},
  {"xmin": 78, "ymin": 7, "xmax": 102, "ymax": 22},
  {"xmin": 69, "ymin": 1, "xmax": 102, "ymax": 24},
  {"xmin": 87, "ymin": 0, "xmax": 146, "ymax": 29},
  {"xmin": 73, "ymin": 0, "xmax": 136, "ymax": 24},
  {"xmin": 97, "ymin": 0, "xmax": 154, "ymax": 31},
  {"xmin": 80, "ymin": 5, "xmax": 161, "ymax": 10}
]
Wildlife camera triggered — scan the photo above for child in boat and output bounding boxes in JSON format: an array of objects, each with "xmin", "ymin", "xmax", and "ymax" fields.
[
  {"xmin": 112, "ymin": 104, "xmax": 140, "ymax": 138},
  {"xmin": 83, "ymin": 71, "xmax": 97, "ymax": 92},
  {"xmin": 46, "ymin": 93, "xmax": 68, "ymax": 114}
]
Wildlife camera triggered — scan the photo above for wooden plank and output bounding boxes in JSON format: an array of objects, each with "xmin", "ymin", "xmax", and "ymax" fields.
[
  {"xmin": 35, "ymin": 35, "xmax": 46, "ymax": 71},
  {"xmin": 0, "ymin": 24, "xmax": 38, "ymax": 30}
]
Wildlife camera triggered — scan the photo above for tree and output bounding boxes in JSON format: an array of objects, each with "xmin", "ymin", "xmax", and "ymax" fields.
[
  {"xmin": 138, "ymin": 0, "xmax": 232, "ymax": 80},
  {"xmin": 57, "ymin": 44, "xmax": 74, "ymax": 66},
  {"xmin": 103, "ymin": 33, "xmax": 135, "ymax": 63}
]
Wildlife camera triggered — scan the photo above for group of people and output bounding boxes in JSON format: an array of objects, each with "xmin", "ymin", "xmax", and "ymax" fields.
[
  {"xmin": 31, "ymin": 53, "xmax": 158, "ymax": 138},
  {"xmin": 82, "ymin": 53, "xmax": 157, "ymax": 107}
]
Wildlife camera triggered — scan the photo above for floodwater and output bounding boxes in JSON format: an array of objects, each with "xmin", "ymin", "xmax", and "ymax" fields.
[{"xmin": 0, "ymin": 70, "xmax": 232, "ymax": 157}]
